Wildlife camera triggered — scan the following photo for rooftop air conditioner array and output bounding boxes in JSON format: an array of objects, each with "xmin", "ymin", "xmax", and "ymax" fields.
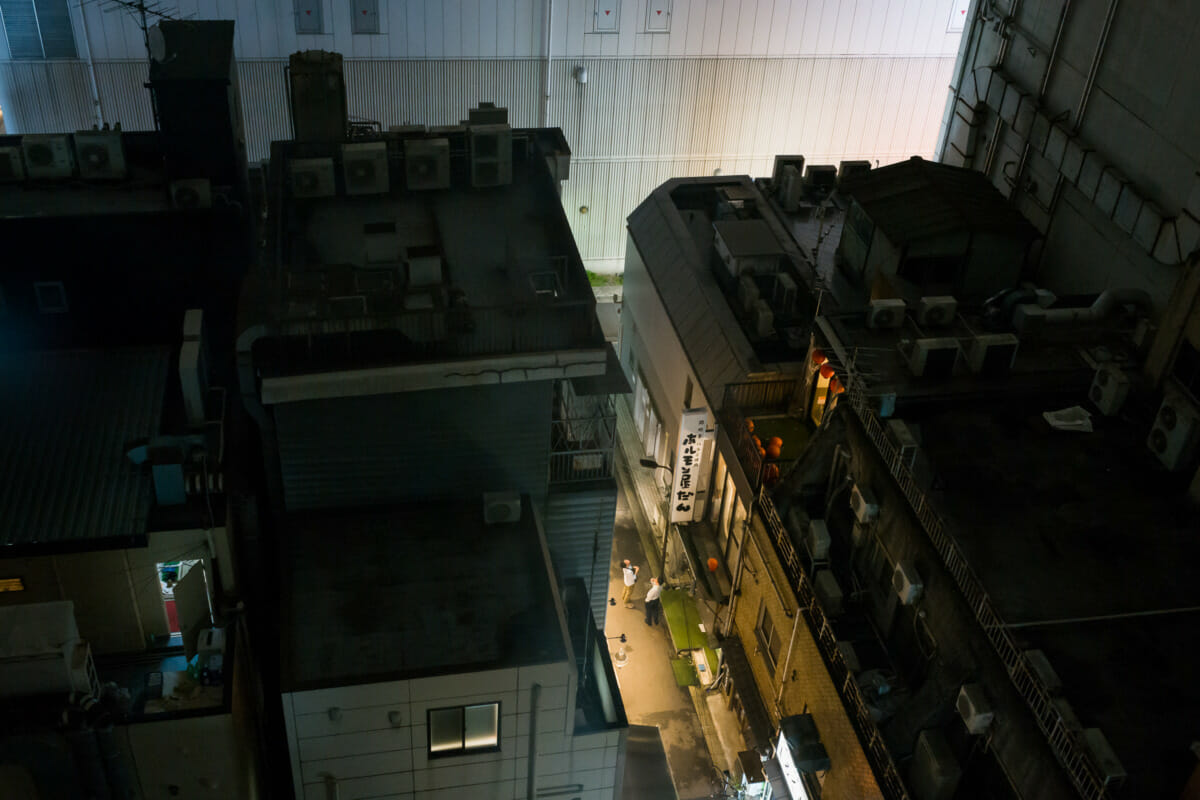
[
  {"xmin": 290, "ymin": 157, "xmax": 336, "ymax": 198},
  {"xmin": 807, "ymin": 519, "xmax": 831, "ymax": 560},
  {"xmin": 74, "ymin": 130, "xmax": 126, "ymax": 180},
  {"xmin": 885, "ymin": 419, "xmax": 919, "ymax": 469},
  {"xmin": 813, "ymin": 569, "xmax": 843, "ymax": 616},
  {"xmin": 342, "ymin": 141, "xmax": 390, "ymax": 195},
  {"xmin": 1146, "ymin": 387, "xmax": 1200, "ymax": 471},
  {"xmin": 866, "ymin": 298, "xmax": 905, "ymax": 329},
  {"xmin": 404, "ymin": 137, "xmax": 451, "ymax": 190},
  {"xmin": 892, "ymin": 560, "xmax": 922, "ymax": 605},
  {"xmin": 22, "ymin": 134, "xmax": 75, "ymax": 179},
  {"xmin": 956, "ymin": 684, "xmax": 994, "ymax": 734},
  {"xmin": 849, "ymin": 483, "xmax": 878, "ymax": 523},
  {"xmin": 917, "ymin": 295, "xmax": 957, "ymax": 327},
  {"xmin": 483, "ymin": 491, "xmax": 521, "ymax": 524},
  {"xmin": 0, "ymin": 147, "xmax": 25, "ymax": 181},
  {"xmin": 1089, "ymin": 364, "xmax": 1130, "ymax": 417}
]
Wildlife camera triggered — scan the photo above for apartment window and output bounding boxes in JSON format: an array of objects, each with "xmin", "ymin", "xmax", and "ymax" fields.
[
  {"xmin": 351, "ymin": 0, "xmax": 378, "ymax": 34},
  {"xmin": 755, "ymin": 603, "xmax": 782, "ymax": 676},
  {"xmin": 0, "ymin": 0, "xmax": 77, "ymax": 59},
  {"xmin": 34, "ymin": 281, "xmax": 67, "ymax": 313},
  {"xmin": 428, "ymin": 702, "xmax": 500, "ymax": 757},
  {"xmin": 294, "ymin": 0, "xmax": 322, "ymax": 34}
]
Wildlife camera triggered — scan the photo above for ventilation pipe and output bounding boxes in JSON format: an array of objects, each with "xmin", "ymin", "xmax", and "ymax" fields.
[
  {"xmin": 540, "ymin": 0, "xmax": 554, "ymax": 127},
  {"xmin": 1013, "ymin": 288, "xmax": 1152, "ymax": 332}
]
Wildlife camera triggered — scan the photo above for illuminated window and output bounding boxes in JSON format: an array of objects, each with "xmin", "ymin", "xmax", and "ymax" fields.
[
  {"xmin": 0, "ymin": 577, "xmax": 25, "ymax": 592},
  {"xmin": 428, "ymin": 702, "xmax": 499, "ymax": 757}
]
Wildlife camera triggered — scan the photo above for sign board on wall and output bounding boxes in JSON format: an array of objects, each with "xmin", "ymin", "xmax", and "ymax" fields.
[{"xmin": 671, "ymin": 409, "xmax": 714, "ymax": 523}]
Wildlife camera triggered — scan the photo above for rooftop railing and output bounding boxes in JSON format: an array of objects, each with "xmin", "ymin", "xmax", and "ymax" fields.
[{"xmin": 841, "ymin": 370, "xmax": 1117, "ymax": 799}]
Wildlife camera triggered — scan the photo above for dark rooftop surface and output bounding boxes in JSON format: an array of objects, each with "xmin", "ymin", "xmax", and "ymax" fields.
[
  {"xmin": 281, "ymin": 497, "xmax": 567, "ymax": 691},
  {"xmin": 713, "ymin": 218, "xmax": 785, "ymax": 257},
  {"xmin": 913, "ymin": 404, "xmax": 1200, "ymax": 797},
  {"xmin": 838, "ymin": 157, "xmax": 1039, "ymax": 245},
  {"xmin": 0, "ymin": 347, "xmax": 167, "ymax": 551}
]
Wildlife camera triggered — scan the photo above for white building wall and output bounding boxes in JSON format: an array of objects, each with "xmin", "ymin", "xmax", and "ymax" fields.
[
  {"xmin": 281, "ymin": 660, "xmax": 610, "ymax": 800},
  {"xmin": 0, "ymin": 0, "xmax": 961, "ymax": 270}
]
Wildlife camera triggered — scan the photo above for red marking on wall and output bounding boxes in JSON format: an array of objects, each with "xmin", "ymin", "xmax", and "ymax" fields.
[{"xmin": 605, "ymin": 9, "xmax": 610, "ymax": 14}]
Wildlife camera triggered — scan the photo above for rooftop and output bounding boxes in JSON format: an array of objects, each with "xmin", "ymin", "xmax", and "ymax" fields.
[
  {"xmin": 838, "ymin": 157, "xmax": 1039, "ymax": 245},
  {"xmin": 626, "ymin": 176, "xmax": 820, "ymax": 409},
  {"xmin": 904, "ymin": 401, "xmax": 1200, "ymax": 797},
  {"xmin": 281, "ymin": 496, "xmax": 568, "ymax": 692},
  {"xmin": 0, "ymin": 347, "xmax": 167, "ymax": 553},
  {"xmin": 246, "ymin": 129, "xmax": 605, "ymax": 378}
]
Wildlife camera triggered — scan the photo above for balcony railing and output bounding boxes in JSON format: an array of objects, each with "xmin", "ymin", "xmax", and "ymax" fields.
[
  {"xmin": 840, "ymin": 369, "xmax": 1118, "ymax": 799},
  {"xmin": 550, "ymin": 403, "xmax": 617, "ymax": 484},
  {"xmin": 755, "ymin": 491, "xmax": 911, "ymax": 800}
]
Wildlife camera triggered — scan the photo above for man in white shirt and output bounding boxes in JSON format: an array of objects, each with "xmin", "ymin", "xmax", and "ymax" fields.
[
  {"xmin": 621, "ymin": 559, "xmax": 640, "ymax": 608},
  {"xmin": 643, "ymin": 576, "xmax": 664, "ymax": 626}
]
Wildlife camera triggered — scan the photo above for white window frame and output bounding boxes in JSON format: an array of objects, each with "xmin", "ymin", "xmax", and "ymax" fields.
[{"xmin": 427, "ymin": 702, "xmax": 501, "ymax": 757}]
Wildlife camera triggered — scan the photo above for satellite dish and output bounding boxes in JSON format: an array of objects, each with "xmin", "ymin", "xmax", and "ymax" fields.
[{"xmin": 148, "ymin": 26, "xmax": 167, "ymax": 63}]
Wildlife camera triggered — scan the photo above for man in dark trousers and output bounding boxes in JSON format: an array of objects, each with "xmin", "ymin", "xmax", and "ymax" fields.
[{"xmin": 643, "ymin": 576, "xmax": 664, "ymax": 626}]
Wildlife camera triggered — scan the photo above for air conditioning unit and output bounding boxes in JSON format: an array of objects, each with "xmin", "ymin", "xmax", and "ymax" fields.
[
  {"xmin": 908, "ymin": 337, "xmax": 960, "ymax": 378},
  {"xmin": 885, "ymin": 419, "xmax": 918, "ymax": 469},
  {"xmin": 74, "ymin": 130, "xmax": 126, "ymax": 179},
  {"xmin": 0, "ymin": 146, "xmax": 24, "ymax": 181},
  {"xmin": 916, "ymin": 295, "xmax": 957, "ymax": 327},
  {"xmin": 773, "ymin": 273, "xmax": 798, "ymax": 317},
  {"xmin": 1023, "ymin": 649, "xmax": 1063, "ymax": 694},
  {"xmin": 753, "ymin": 299, "xmax": 774, "ymax": 337},
  {"xmin": 342, "ymin": 141, "xmax": 390, "ymax": 195},
  {"xmin": 289, "ymin": 157, "xmax": 336, "ymax": 198},
  {"xmin": 836, "ymin": 640, "xmax": 861, "ymax": 672},
  {"xmin": 866, "ymin": 298, "xmax": 905, "ymax": 329},
  {"xmin": 22, "ymin": 134, "xmax": 75, "ymax": 178},
  {"xmin": 1089, "ymin": 364, "xmax": 1130, "ymax": 416},
  {"xmin": 966, "ymin": 333, "xmax": 1019, "ymax": 376},
  {"xmin": 170, "ymin": 178, "xmax": 212, "ymax": 209},
  {"xmin": 1082, "ymin": 729, "xmax": 1126, "ymax": 787},
  {"xmin": 1146, "ymin": 388, "xmax": 1200, "ymax": 471},
  {"xmin": 470, "ymin": 124, "xmax": 513, "ymax": 188},
  {"xmin": 956, "ymin": 684, "xmax": 994, "ymax": 734},
  {"xmin": 807, "ymin": 519, "xmax": 831, "ymax": 560},
  {"xmin": 849, "ymin": 483, "xmax": 878, "ymax": 523},
  {"xmin": 404, "ymin": 137, "xmax": 451, "ymax": 190},
  {"xmin": 482, "ymin": 491, "xmax": 521, "ymax": 524},
  {"xmin": 779, "ymin": 164, "xmax": 803, "ymax": 213},
  {"xmin": 813, "ymin": 569, "xmax": 843, "ymax": 616},
  {"xmin": 737, "ymin": 275, "xmax": 760, "ymax": 313},
  {"xmin": 909, "ymin": 729, "xmax": 962, "ymax": 800},
  {"xmin": 892, "ymin": 560, "xmax": 923, "ymax": 605}
]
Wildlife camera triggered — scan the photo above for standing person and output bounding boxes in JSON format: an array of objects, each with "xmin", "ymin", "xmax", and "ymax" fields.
[
  {"xmin": 644, "ymin": 576, "xmax": 664, "ymax": 626},
  {"xmin": 621, "ymin": 559, "xmax": 640, "ymax": 608}
]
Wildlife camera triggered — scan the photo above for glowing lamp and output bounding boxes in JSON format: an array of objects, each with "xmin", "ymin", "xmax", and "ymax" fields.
[
  {"xmin": 707, "ymin": 558, "xmax": 719, "ymax": 573},
  {"xmin": 766, "ymin": 444, "xmax": 781, "ymax": 459},
  {"xmin": 819, "ymin": 363, "xmax": 835, "ymax": 379},
  {"xmin": 768, "ymin": 436, "xmax": 783, "ymax": 448},
  {"xmin": 811, "ymin": 349, "xmax": 828, "ymax": 365}
]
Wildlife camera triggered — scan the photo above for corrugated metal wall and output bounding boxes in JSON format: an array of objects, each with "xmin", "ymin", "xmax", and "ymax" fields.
[
  {"xmin": 543, "ymin": 482, "xmax": 619, "ymax": 628},
  {"xmin": 272, "ymin": 381, "xmax": 553, "ymax": 511}
]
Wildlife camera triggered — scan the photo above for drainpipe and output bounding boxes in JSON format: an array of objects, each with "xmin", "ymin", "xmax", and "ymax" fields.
[
  {"xmin": 526, "ymin": 683, "xmax": 541, "ymax": 800},
  {"xmin": 773, "ymin": 605, "xmax": 803, "ymax": 711},
  {"xmin": 540, "ymin": 0, "xmax": 554, "ymax": 127},
  {"xmin": 78, "ymin": 1, "xmax": 105, "ymax": 128},
  {"xmin": 1073, "ymin": 0, "xmax": 1120, "ymax": 133},
  {"xmin": 1009, "ymin": 0, "xmax": 1072, "ymax": 199}
]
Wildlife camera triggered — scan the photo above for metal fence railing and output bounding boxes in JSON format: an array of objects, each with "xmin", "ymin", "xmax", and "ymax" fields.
[
  {"xmin": 756, "ymin": 490, "xmax": 912, "ymax": 800},
  {"xmin": 841, "ymin": 374, "xmax": 1117, "ymax": 799}
]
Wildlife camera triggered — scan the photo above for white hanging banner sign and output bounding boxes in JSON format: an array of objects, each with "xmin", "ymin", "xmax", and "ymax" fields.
[{"xmin": 671, "ymin": 408, "xmax": 713, "ymax": 523}]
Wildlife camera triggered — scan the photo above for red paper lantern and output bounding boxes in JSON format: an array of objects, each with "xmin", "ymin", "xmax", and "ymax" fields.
[
  {"xmin": 752, "ymin": 435, "xmax": 762, "ymax": 448},
  {"xmin": 766, "ymin": 444, "xmax": 782, "ymax": 459},
  {"xmin": 707, "ymin": 558, "xmax": 719, "ymax": 573},
  {"xmin": 811, "ymin": 349, "xmax": 828, "ymax": 365},
  {"xmin": 819, "ymin": 363, "xmax": 835, "ymax": 379},
  {"xmin": 758, "ymin": 446, "xmax": 767, "ymax": 458},
  {"xmin": 830, "ymin": 378, "xmax": 845, "ymax": 394},
  {"xmin": 768, "ymin": 436, "xmax": 783, "ymax": 449},
  {"xmin": 746, "ymin": 418, "xmax": 755, "ymax": 433}
]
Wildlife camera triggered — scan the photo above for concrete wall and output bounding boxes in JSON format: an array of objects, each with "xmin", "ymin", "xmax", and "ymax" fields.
[
  {"xmin": 730, "ymin": 514, "xmax": 884, "ymax": 800},
  {"xmin": 0, "ymin": 528, "xmax": 222, "ymax": 654},
  {"xmin": 938, "ymin": 0, "xmax": 1200, "ymax": 307},
  {"xmin": 280, "ymin": 660, "xmax": 622, "ymax": 800},
  {"xmin": 0, "ymin": 1, "xmax": 960, "ymax": 274}
]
